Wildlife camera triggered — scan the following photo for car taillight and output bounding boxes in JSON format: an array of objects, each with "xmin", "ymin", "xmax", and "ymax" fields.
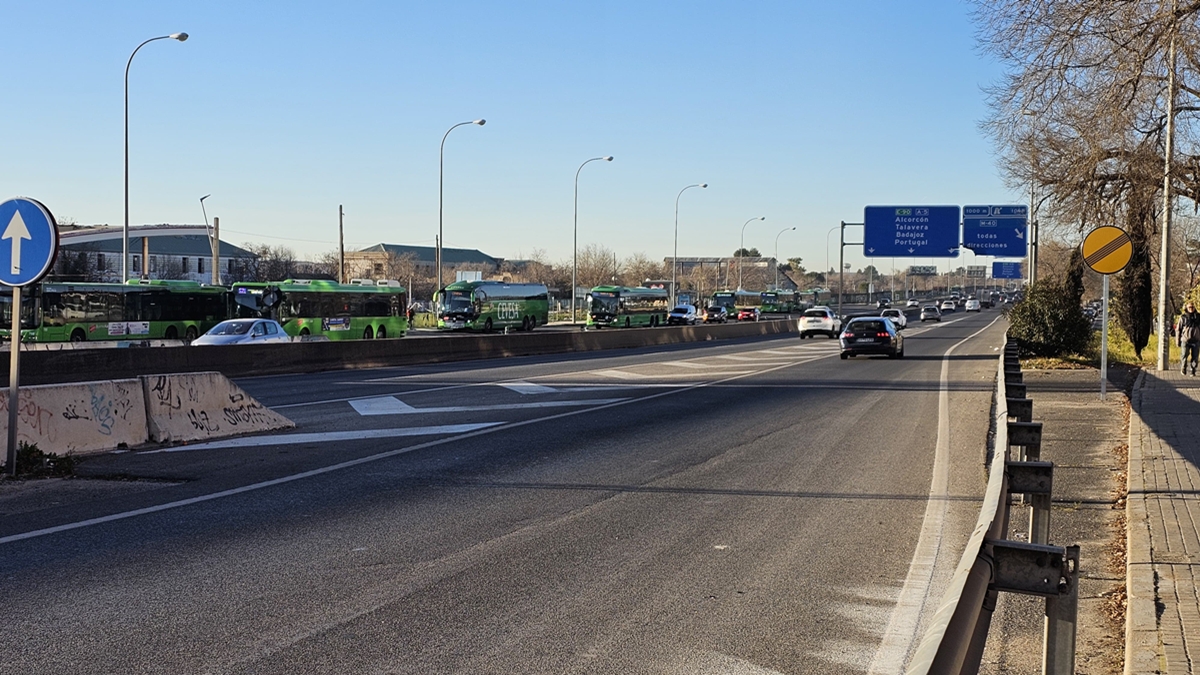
[
  {"xmin": 877, "ymin": 332, "xmax": 890, "ymax": 337},
  {"xmin": 842, "ymin": 332, "xmax": 853, "ymax": 337}
]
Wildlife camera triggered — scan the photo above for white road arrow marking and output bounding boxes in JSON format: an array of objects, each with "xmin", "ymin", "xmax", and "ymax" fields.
[
  {"xmin": 2, "ymin": 210, "xmax": 31, "ymax": 275},
  {"xmin": 350, "ymin": 396, "xmax": 627, "ymax": 416},
  {"xmin": 501, "ymin": 381, "xmax": 557, "ymax": 395}
]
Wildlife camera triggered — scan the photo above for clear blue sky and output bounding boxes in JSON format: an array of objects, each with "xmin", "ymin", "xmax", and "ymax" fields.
[{"xmin": 2, "ymin": 0, "xmax": 1013, "ymax": 275}]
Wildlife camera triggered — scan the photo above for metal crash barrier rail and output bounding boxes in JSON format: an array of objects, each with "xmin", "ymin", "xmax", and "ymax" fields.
[{"xmin": 906, "ymin": 339, "xmax": 1080, "ymax": 675}]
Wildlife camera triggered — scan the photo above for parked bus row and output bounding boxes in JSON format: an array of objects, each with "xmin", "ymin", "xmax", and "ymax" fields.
[{"xmin": 2, "ymin": 279, "xmax": 764, "ymax": 343}]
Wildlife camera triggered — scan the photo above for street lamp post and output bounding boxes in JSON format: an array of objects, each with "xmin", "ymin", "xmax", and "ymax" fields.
[
  {"xmin": 672, "ymin": 183, "xmax": 707, "ymax": 306},
  {"xmin": 774, "ymin": 226, "xmax": 795, "ymax": 289},
  {"xmin": 437, "ymin": 119, "xmax": 485, "ymax": 291},
  {"xmin": 572, "ymin": 156, "xmax": 613, "ymax": 323},
  {"xmin": 738, "ymin": 216, "xmax": 764, "ymax": 290},
  {"xmin": 200, "ymin": 194, "xmax": 216, "ymax": 284},
  {"xmin": 124, "ymin": 32, "xmax": 188, "ymax": 283}
]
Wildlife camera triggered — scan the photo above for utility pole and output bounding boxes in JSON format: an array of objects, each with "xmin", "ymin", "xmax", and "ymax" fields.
[
  {"xmin": 338, "ymin": 205, "xmax": 345, "ymax": 284},
  {"xmin": 1157, "ymin": 3, "xmax": 1178, "ymax": 371}
]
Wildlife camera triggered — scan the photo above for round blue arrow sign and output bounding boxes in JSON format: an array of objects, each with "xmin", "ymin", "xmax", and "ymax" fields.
[{"xmin": 0, "ymin": 197, "xmax": 58, "ymax": 287}]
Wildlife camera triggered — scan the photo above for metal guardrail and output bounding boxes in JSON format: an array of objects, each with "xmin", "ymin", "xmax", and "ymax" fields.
[{"xmin": 906, "ymin": 339, "xmax": 1080, "ymax": 674}]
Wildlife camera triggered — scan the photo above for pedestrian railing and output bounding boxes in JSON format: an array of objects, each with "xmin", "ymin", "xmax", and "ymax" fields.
[{"xmin": 905, "ymin": 339, "xmax": 1080, "ymax": 675}]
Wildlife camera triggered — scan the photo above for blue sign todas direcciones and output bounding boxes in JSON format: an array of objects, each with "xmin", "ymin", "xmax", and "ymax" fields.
[
  {"xmin": 864, "ymin": 206, "xmax": 961, "ymax": 258},
  {"xmin": 992, "ymin": 261, "xmax": 1023, "ymax": 279},
  {"xmin": 0, "ymin": 198, "xmax": 59, "ymax": 288},
  {"xmin": 963, "ymin": 205, "xmax": 1027, "ymax": 257}
]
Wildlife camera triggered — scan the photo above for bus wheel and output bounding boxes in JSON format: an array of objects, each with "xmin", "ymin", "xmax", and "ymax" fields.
[
  {"xmin": 377, "ymin": 326, "xmax": 386, "ymax": 339},
  {"xmin": 363, "ymin": 326, "xmax": 374, "ymax": 340},
  {"xmin": 185, "ymin": 326, "xmax": 198, "ymax": 341},
  {"xmin": 165, "ymin": 326, "xmax": 178, "ymax": 340},
  {"xmin": 300, "ymin": 328, "xmax": 310, "ymax": 336},
  {"xmin": 484, "ymin": 318, "xmax": 493, "ymax": 332},
  {"xmin": 70, "ymin": 329, "xmax": 86, "ymax": 343},
  {"xmin": 625, "ymin": 317, "xmax": 631, "ymax": 328}
]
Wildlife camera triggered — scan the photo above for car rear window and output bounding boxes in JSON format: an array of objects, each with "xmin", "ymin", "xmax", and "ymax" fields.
[
  {"xmin": 851, "ymin": 321, "xmax": 887, "ymax": 332},
  {"xmin": 803, "ymin": 310, "xmax": 828, "ymax": 318}
]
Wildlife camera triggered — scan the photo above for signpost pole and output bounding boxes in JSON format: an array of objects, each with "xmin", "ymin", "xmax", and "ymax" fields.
[
  {"xmin": 838, "ymin": 221, "xmax": 844, "ymax": 319},
  {"xmin": 1101, "ymin": 274, "xmax": 1109, "ymax": 401},
  {"xmin": 6, "ymin": 287, "xmax": 20, "ymax": 476}
]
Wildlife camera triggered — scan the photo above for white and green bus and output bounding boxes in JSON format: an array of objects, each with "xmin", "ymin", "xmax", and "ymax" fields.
[
  {"xmin": 231, "ymin": 279, "xmax": 408, "ymax": 339},
  {"xmin": 587, "ymin": 285, "xmax": 670, "ymax": 328},
  {"xmin": 435, "ymin": 280, "xmax": 550, "ymax": 332},
  {"xmin": 0, "ymin": 279, "xmax": 229, "ymax": 343},
  {"xmin": 711, "ymin": 289, "xmax": 764, "ymax": 315}
]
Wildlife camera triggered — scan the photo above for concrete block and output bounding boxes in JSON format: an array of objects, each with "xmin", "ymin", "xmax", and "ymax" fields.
[
  {"xmin": 142, "ymin": 372, "xmax": 293, "ymax": 444},
  {"xmin": 0, "ymin": 379, "xmax": 147, "ymax": 455}
]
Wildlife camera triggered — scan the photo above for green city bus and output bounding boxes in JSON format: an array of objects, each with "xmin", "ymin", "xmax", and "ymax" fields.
[
  {"xmin": 587, "ymin": 286, "xmax": 669, "ymax": 328},
  {"xmin": 0, "ymin": 279, "xmax": 229, "ymax": 343},
  {"xmin": 711, "ymin": 289, "xmax": 763, "ymax": 315},
  {"xmin": 434, "ymin": 280, "xmax": 549, "ymax": 332},
  {"xmin": 760, "ymin": 290, "xmax": 801, "ymax": 313},
  {"xmin": 231, "ymin": 279, "xmax": 408, "ymax": 339}
]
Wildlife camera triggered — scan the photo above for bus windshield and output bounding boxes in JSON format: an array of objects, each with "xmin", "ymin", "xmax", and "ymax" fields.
[
  {"xmin": 590, "ymin": 292, "xmax": 618, "ymax": 316},
  {"xmin": 439, "ymin": 290, "xmax": 476, "ymax": 315},
  {"xmin": 0, "ymin": 293, "xmax": 38, "ymax": 330}
]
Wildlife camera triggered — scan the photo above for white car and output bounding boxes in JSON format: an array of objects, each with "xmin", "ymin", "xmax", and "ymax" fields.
[
  {"xmin": 192, "ymin": 319, "xmax": 291, "ymax": 345},
  {"xmin": 964, "ymin": 298, "xmax": 981, "ymax": 312},
  {"xmin": 940, "ymin": 300, "xmax": 956, "ymax": 313},
  {"xmin": 800, "ymin": 306, "xmax": 841, "ymax": 338},
  {"xmin": 906, "ymin": 299, "xmax": 920, "ymax": 308},
  {"xmin": 880, "ymin": 308, "xmax": 907, "ymax": 329}
]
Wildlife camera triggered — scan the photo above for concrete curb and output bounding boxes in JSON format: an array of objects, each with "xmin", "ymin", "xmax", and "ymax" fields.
[{"xmin": 1125, "ymin": 368, "xmax": 1164, "ymax": 674}]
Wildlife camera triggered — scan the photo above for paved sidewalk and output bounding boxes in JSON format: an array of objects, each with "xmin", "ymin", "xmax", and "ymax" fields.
[{"xmin": 1128, "ymin": 369, "xmax": 1200, "ymax": 674}]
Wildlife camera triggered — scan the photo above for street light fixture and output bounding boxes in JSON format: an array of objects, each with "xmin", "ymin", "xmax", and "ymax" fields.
[
  {"xmin": 774, "ymin": 226, "xmax": 796, "ymax": 289},
  {"xmin": 124, "ymin": 32, "xmax": 188, "ymax": 283},
  {"xmin": 437, "ymin": 118, "xmax": 485, "ymax": 291},
  {"xmin": 572, "ymin": 156, "xmax": 613, "ymax": 324},
  {"xmin": 671, "ymin": 183, "xmax": 707, "ymax": 306},
  {"xmin": 738, "ymin": 216, "xmax": 764, "ymax": 290}
]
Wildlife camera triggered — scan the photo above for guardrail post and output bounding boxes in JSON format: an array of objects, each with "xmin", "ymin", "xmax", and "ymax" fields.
[
  {"xmin": 1006, "ymin": 460, "xmax": 1053, "ymax": 545},
  {"xmin": 1043, "ymin": 545, "xmax": 1080, "ymax": 675},
  {"xmin": 1006, "ymin": 397, "xmax": 1033, "ymax": 423},
  {"xmin": 1007, "ymin": 421, "xmax": 1042, "ymax": 461},
  {"xmin": 1006, "ymin": 382, "xmax": 1027, "ymax": 398}
]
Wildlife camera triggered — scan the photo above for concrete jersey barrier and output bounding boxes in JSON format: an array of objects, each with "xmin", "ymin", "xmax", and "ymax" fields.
[
  {"xmin": 142, "ymin": 372, "xmax": 294, "ymax": 443},
  {"xmin": 0, "ymin": 379, "xmax": 148, "ymax": 455}
]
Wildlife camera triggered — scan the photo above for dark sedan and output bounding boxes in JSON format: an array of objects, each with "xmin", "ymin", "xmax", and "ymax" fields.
[{"xmin": 839, "ymin": 317, "xmax": 904, "ymax": 359}]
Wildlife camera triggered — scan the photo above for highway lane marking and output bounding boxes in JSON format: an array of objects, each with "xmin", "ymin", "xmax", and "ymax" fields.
[
  {"xmin": 867, "ymin": 313, "xmax": 1004, "ymax": 674},
  {"xmin": 138, "ymin": 424, "xmax": 506, "ymax": 453},
  {"xmin": 348, "ymin": 397, "xmax": 628, "ymax": 416},
  {"xmin": 0, "ymin": 347, "xmax": 839, "ymax": 546}
]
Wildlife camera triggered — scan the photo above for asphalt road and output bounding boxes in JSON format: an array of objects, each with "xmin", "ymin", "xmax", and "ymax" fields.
[{"xmin": 0, "ymin": 307, "xmax": 1008, "ymax": 674}]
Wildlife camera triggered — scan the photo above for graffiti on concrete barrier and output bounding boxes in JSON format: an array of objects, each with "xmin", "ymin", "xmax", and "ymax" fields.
[
  {"xmin": 223, "ymin": 393, "xmax": 276, "ymax": 426},
  {"xmin": 150, "ymin": 376, "xmax": 182, "ymax": 411},
  {"xmin": 187, "ymin": 408, "xmax": 219, "ymax": 433}
]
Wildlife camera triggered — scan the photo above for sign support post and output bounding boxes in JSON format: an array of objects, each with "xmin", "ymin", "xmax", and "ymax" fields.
[
  {"xmin": 0, "ymin": 197, "xmax": 60, "ymax": 476},
  {"xmin": 6, "ymin": 288, "xmax": 20, "ymax": 475},
  {"xmin": 1101, "ymin": 275, "xmax": 1109, "ymax": 401}
]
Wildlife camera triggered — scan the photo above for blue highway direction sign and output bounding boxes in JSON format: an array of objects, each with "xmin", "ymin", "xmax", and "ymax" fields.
[
  {"xmin": 864, "ymin": 206, "xmax": 960, "ymax": 257},
  {"xmin": 0, "ymin": 198, "xmax": 58, "ymax": 287},
  {"xmin": 963, "ymin": 205, "xmax": 1027, "ymax": 257},
  {"xmin": 992, "ymin": 261, "xmax": 1023, "ymax": 279}
]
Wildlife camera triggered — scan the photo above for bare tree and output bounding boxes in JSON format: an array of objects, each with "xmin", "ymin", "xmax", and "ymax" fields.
[
  {"xmin": 620, "ymin": 252, "xmax": 665, "ymax": 286},
  {"xmin": 576, "ymin": 243, "xmax": 618, "ymax": 288},
  {"xmin": 973, "ymin": 0, "xmax": 1200, "ymax": 355}
]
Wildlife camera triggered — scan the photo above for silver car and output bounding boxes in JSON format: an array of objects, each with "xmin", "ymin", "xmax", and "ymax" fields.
[{"xmin": 192, "ymin": 319, "xmax": 291, "ymax": 345}]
